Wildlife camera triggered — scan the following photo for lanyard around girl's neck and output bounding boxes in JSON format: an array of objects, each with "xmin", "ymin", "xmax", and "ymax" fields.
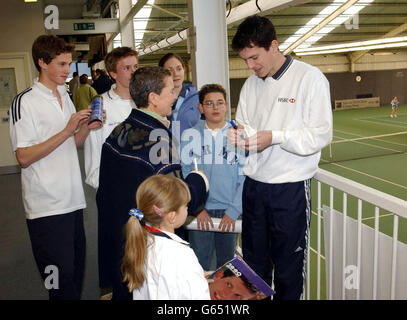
[
  {"xmin": 144, "ymin": 225, "xmax": 172, "ymax": 240},
  {"xmin": 144, "ymin": 225, "xmax": 189, "ymax": 246}
]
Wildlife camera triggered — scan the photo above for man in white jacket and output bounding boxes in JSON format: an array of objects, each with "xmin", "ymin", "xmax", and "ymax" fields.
[
  {"xmin": 84, "ymin": 47, "xmax": 138, "ymax": 189},
  {"xmin": 228, "ymin": 15, "xmax": 333, "ymax": 300}
]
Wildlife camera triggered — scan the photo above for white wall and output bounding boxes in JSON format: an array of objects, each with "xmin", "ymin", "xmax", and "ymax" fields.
[
  {"xmin": 0, "ymin": 0, "xmax": 45, "ymax": 79},
  {"xmin": 0, "ymin": 1, "xmax": 45, "ymax": 169}
]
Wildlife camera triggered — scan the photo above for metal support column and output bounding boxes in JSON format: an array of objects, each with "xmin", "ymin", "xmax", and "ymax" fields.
[
  {"xmin": 118, "ymin": 0, "xmax": 135, "ymax": 48},
  {"xmin": 187, "ymin": 0, "xmax": 230, "ymax": 118}
]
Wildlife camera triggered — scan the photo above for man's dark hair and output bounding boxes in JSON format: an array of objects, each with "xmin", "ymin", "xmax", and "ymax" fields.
[
  {"xmin": 32, "ymin": 35, "xmax": 74, "ymax": 72},
  {"xmin": 222, "ymin": 268, "xmax": 258, "ymax": 294},
  {"xmin": 232, "ymin": 15, "xmax": 277, "ymax": 52},
  {"xmin": 73, "ymin": 72, "xmax": 78, "ymax": 77},
  {"xmin": 79, "ymin": 74, "xmax": 88, "ymax": 84},
  {"xmin": 198, "ymin": 84, "xmax": 227, "ymax": 104},
  {"xmin": 158, "ymin": 52, "xmax": 185, "ymax": 69},
  {"xmin": 104, "ymin": 46, "xmax": 139, "ymax": 73},
  {"xmin": 129, "ymin": 66, "xmax": 171, "ymax": 108}
]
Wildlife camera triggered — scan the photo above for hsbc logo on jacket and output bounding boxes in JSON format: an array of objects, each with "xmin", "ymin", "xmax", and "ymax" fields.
[{"xmin": 278, "ymin": 97, "xmax": 296, "ymax": 103}]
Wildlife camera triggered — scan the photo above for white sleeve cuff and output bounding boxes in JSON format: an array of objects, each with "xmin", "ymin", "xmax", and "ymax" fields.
[{"xmin": 272, "ymin": 130, "xmax": 284, "ymax": 145}]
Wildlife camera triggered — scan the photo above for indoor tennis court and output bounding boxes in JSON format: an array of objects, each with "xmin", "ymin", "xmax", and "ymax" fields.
[{"xmin": 307, "ymin": 105, "xmax": 407, "ymax": 299}]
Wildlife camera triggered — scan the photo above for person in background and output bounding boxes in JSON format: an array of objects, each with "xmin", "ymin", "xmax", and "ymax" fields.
[
  {"xmin": 228, "ymin": 15, "xmax": 332, "ymax": 300},
  {"xmin": 92, "ymin": 68, "xmax": 113, "ymax": 95},
  {"xmin": 390, "ymin": 96, "xmax": 399, "ymax": 118},
  {"xmin": 181, "ymin": 84, "xmax": 245, "ymax": 271},
  {"xmin": 68, "ymin": 71, "xmax": 79, "ymax": 98},
  {"xmin": 84, "ymin": 46, "xmax": 138, "ymax": 190},
  {"xmin": 96, "ymin": 66, "xmax": 208, "ymax": 300},
  {"xmin": 90, "ymin": 69, "xmax": 98, "ymax": 85},
  {"xmin": 73, "ymin": 74, "xmax": 98, "ymax": 112},
  {"xmin": 122, "ymin": 175, "xmax": 210, "ymax": 300},
  {"xmin": 9, "ymin": 34, "xmax": 101, "ymax": 300},
  {"xmin": 158, "ymin": 53, "xmax": 201, "ymax": 139}
]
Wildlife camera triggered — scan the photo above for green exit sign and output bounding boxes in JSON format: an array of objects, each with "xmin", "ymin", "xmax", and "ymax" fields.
[{"xmin": 73, "ymin": 22, "xmax": 95, "ymax": 31}]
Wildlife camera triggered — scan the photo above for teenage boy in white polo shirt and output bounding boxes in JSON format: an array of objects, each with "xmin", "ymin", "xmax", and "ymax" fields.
[
  {"xmin": 228, "ymin": 16, "xmax": 332, "ymax": 300},
  {"xmin": 84, "ymin": 46, "xmax": 138, "ymax": 190},
  {"xmin": 9, "ymin": 35, "xmax": 101, "ymax": 300}
]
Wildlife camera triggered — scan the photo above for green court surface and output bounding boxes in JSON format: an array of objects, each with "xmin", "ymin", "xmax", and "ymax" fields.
[{"xmin": 306, "ymin": 105, "xmax": 407, "ymax": 300}]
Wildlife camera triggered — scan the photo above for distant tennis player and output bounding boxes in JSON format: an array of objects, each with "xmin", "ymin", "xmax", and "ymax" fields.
[{"xmin": 391, "ymin": 96, "xmax": 399, "ymax": 118}]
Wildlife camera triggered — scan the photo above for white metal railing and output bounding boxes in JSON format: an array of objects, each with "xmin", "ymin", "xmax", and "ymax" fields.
[
  {"xmin": 312, "ymin": 168, "xmax": 407, "ymax": 300},
  {"xmin": 185, "ymin": 216, "xmax": 242, "ymax": 233},
  {"xmin": 184, "ymin": 168, "xmax": 407, "ymax": 300}
]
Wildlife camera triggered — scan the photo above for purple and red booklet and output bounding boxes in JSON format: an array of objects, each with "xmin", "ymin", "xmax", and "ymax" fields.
[{"xmin": 207, "ymin": 256, "xmax": 275, "ymax": 300}]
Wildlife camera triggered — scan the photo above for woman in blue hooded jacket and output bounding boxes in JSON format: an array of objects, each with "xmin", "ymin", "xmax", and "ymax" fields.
[{"xmin": 159, "ymin": 53, "xmax": 201, "ymax": 139}]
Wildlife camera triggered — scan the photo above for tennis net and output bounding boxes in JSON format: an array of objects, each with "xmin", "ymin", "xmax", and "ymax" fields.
[{"xmin": 320, "ymin": 131, "xmax": 407, "ymax": 163}]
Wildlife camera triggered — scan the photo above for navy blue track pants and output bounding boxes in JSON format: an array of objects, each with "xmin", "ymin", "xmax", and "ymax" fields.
[
  {"xmin": 242, "ymin": 177, "xmax": 311, "ymax": 300},
  {"xmin": 26, "ymin": 210, "xmax": 86, "ymax": 300}
]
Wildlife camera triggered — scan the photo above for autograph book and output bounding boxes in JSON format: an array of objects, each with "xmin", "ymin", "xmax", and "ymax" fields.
[{"xmin": 207, "ymin": 255, "xmax": 274, "ymax": 300}]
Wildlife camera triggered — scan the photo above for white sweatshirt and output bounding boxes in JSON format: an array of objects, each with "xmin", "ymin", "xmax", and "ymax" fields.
[{"xmin": 236, "ymin": 56, "xmax": 333, "ymax": 184}]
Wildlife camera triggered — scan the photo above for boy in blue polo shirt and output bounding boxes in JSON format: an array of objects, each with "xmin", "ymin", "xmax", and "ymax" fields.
[{"xmin": 180, "ymin": 84, "xmax": 245, "ymax": 270}]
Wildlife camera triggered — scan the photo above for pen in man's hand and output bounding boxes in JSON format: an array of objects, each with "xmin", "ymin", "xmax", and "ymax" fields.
[{"xmin": 229, "ymin": 120, "xmax": 238, "ymax": 130}]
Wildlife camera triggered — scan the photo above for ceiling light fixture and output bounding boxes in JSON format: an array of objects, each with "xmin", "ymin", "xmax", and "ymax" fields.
[
  {"xmin": 294, "ymin": 36, "xmax": 407, "ymax": 56},
  {"xmin": 279, "ymin": 0, "xmax": 375, "ymax": 52},
  {"xmin": 132, "ymin": 0, "xmax": 155, "ymax": 49}
]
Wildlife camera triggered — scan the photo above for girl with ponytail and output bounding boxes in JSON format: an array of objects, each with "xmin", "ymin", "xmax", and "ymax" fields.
[{"xmin": 121, "ymin": 174, "xmax": 210, "ymax": 300}]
